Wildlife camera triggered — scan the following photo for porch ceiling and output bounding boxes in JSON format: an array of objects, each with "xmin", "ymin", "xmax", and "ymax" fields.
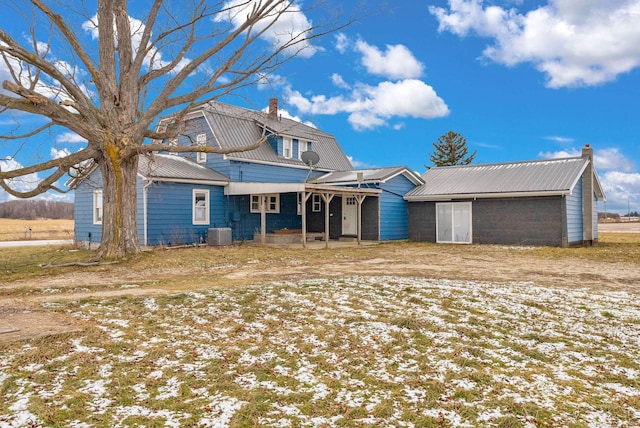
[{"xmin": 224, "ymin": 182, "xmax": 380, "ymax": 196}]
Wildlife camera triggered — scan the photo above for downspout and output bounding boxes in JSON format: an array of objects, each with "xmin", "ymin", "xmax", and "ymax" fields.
[
  {"xmin": 581, "ymin": 145, "xmax": 594, "ymax": 245},
  {"xmin": 143, "ymin": 179, "xmax": 153, "ymax": 246}
]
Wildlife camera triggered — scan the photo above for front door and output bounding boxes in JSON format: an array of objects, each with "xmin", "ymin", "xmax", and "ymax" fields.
[{"xmin": 342, "ymin": 195, "xmax": 357, "ymax": 236}]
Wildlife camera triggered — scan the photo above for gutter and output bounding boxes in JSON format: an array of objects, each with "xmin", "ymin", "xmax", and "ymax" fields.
[
  {"xmin": 404, "ymin": 190, "xmax": 571, "ymax": 201},
  {"xmin": 143, "ymin": 179, "xmax": 153, "ymax": 246}
]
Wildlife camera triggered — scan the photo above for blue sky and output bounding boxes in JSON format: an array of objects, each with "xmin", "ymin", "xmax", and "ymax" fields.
[{"xmin": 1, "ymin": 0, "xmax": 639, "ymax": 214}]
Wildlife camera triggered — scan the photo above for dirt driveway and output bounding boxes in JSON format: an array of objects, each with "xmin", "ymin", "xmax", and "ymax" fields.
[{"xmin": 1, "ymin": 233, "xmax": 639, "ymax": 343}]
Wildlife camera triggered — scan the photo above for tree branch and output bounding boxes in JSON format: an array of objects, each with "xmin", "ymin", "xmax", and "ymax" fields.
[
  {"xmin": 141, "ymin": 133, "xmax": 268, "ymax": 155},
  {"xmin": 0, "ymin": 29, "xmax": 97, "ymax": 121},
  {"xmin": 0, "ymin": 121, "xmax": 54, "ymax": 140},
  {"xmin": 0, "ymin": 147, "xmax": 97, "ymax": 180},
  {"xmin": 0, "ymin": 83, "xmax": 95, "ymax": 139},
  {"xmin": 28, "ymin": 0, "xmax": 101, "ymax": 85}
]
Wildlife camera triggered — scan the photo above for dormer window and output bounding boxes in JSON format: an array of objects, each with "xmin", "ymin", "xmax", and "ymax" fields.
[
  {"xmin": 196, "ymin": 133, "xmax": 207, "ymax": 163},
  {"xmin": 283, "ymin": 138, "xmax": 292, "ymax": 159},
  {"xmin": 298, "ymin": 141, "xmax": 308, "ymax": 159}
]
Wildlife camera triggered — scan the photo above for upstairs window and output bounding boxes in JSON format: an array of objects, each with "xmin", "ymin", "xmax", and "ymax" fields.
[
  {"xmin": 196, "ymin": 133, "xmax": 207, "ymax": 163},
  {"xmin": 93, "ymin": 189, "xmax": 103, "ymax": 224},
  {"xmin": 283, "ymin": 138, "xmax": 292, "ymax": 159},
  {"xmin": 297, "ymin": 141, "xmax": 308, "ymax": 159},
  {"xmin": 193, "ymin": 189, "xmax": 210, "ymax": 225}
]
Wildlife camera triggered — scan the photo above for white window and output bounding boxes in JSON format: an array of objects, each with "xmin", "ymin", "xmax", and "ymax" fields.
[
  {"xmin": 297, "ymin": 192, "xmax": 302, "ymax": 215},
  {"xmin": 196, "ymin": 133, "xmax": 207, "ymax": 163},
  {"xmin": 436, "ymin": 202, "xmax": 472, "ymax": 244},
  {"xmin": 312, "ymin": 194, "xmax": 321, "ymax": 212},
  {"xmin": 167, "ymin": 138, "xmax": 178, "ymax": 155},
  {"xmin": 250, "ymin": 194, "xmax": 280, "ymax": 213},
  {"xmin": 297, "ymin": 141, "xmax": 308, "ymax": 159},
  {"xmin": 93, "ymin": 190, "xmax": 103, "ymax": 224},
  {"xmin": 283, "ymin": 138, "xmax": 292, "ymax": 159},
  {"xmin": 193, "ymin": 189, "xmax": 210, "ymax": 225}
]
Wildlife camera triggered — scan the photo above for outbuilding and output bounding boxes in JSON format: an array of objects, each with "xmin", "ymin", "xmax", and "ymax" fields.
[{"xmin": 404, "ymin": 145, "xmax": 605, "ymax": 246}]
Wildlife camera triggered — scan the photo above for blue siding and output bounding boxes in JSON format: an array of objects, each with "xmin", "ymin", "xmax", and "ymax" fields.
[
  {"xmin": 379, "ymin": 175, "xmax": 416, "ymax": 240},
  {"xmin": 145, "ymin": 182, "xmax": 226, "ymax": 245},
  {"xmin": 566, "ymin": 178, "xmax": 583, "ymax": 244},
  {"xmin": 226, "ymin": 161, "xmax": 323, "ymax": 183},
  {"xmin": 268, "ymin": 134, "xmax": 282, "ymax": 156},
  {"xmin": 74, "ymin": 169, "xmax": 104, "ymax": 246},
  {"xmin": 166, "ymin": 117, "xmax": 214, "ymax": 164},
  {"xmin": 137, "ymin": 178, "xmax": 145, "ymax": 242}
]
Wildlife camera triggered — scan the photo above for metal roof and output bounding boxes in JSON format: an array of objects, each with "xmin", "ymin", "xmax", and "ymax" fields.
[
  {"xmin": 404, "ymin": 157, "xmax": 605, "ymax": 201},
  {"xmin": 314, "ymin": 166, "xmax": 424, "ymax": 186},
  {"xmin": 199, "ymin": 101, "xmax": 353, "ymax": 171},
  {"xmin": 138, "ymin": 154, "xmax": 229, "ymax": 183}
]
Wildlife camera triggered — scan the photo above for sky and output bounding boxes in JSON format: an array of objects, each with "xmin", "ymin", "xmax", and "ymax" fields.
[{"xmin": 1, "ymin": 0, "xmax": 639, "ymax": 214}]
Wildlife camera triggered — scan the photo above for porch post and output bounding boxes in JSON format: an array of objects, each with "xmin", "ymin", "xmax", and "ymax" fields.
[
  {"xmin": 355, "ymin": 195, "xmax": 366, "ymax": 245},
  {"xmin": 321, "ymin": 192, "xmax": 334, "ymax": 249},
  {"xmin": 260, "ymin": 195, "xmax": 266, "ymax": 245},
  {"xmin": 301, "ymin": 191, "xmax": 312, "ymax": 249}
]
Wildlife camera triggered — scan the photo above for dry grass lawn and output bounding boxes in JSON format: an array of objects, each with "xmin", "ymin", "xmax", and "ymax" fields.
[
  {"xmin": 0, "ymin": 219, "xmax": 73, "ymax": 241},
  {"xmin": 0, "ymin": 232, "xmax": 639, "ymax": 427}
]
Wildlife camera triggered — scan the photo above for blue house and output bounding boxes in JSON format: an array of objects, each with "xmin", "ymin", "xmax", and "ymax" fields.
[
  {"xmin": 73, "ymin": 99, "xmax": 423, "ymax": 247},
  {"xmin": 74, "ymin": 99, "xmax": 604, "ymax": 248}
]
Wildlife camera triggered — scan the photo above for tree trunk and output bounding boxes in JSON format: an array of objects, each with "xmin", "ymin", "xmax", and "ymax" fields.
[{"xmin": 96, "ymin": 140, "xmax": 141, "ymax": 259}]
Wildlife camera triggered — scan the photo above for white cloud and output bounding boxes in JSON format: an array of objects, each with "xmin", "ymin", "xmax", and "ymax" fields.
[
  {"xmin": 51, "ymin": 147, "xmax": 71, "ymax": 159},
  {"xmin": 331, "ymin": 73, "xmax": 350, "ymax": 89},
  {"xmin": 285, "ymin": 35, "xmax": 444, "ymax": 131},
  {"xmin": 539, "ymin": 146, "xmax": 635, "ymax": 173},
  {"xmin": 539, "ymin": 146, "xmax": 639, "ymax": 212},
  {"xmin": 215, "ymin": 0, "xmax": 318, "ymax": 58},
  {"xmin": 546, "ymin": 135, "xmax": 575, "ymax": 144},
  {"xmin": 55, "ymin": 132, "xmax": 87, "ymax": 144},
  {"xmin": 346, "ymin": 155, "xmax": 376, "ymax": 169},
  {"xmin": 430, "ymin": 0, "xmax": 640, "ymax": 87},
  {"xmin": 335, "ymin": 33, "xmax": 350, "ymax": 54},
  {"xmin": 539, "ymin": 148, "xmax": 580, "ymax": 159},
  {"xmin": 600, "ymin": 170, "xmax": 640, "ymax": 213},
  {"xmin": 256, "ymin": 73, "xmax": 288, "ymax": 91},
  {"xmin": 286, "ymin": 79, "xmax": 449, "ymax": 131},
  {"xmin": 593, "ymin": 147, "xmax": 635, "ymax": 173},
  {"xmin": 262, "ymin": 104, "xmax": 316, "ymax": 128},
  {"xmin": 355, "ymin": 40, "xmax": 425, "ymax": 80}
]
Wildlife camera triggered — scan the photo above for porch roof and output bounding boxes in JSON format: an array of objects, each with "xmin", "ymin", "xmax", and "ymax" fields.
[{"xmin": 224, "ymin": 182, "xmax": 381, "ymax": 196}]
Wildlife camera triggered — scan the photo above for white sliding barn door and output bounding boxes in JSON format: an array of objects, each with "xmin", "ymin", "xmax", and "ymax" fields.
[{"xmin": 436, "ymin": 202, "xmax": 472, "ymax": 243}]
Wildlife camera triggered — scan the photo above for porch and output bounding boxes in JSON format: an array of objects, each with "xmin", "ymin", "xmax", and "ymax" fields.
[{"xmin": 224, "ymin": 182, "xmax": 381, "ymax": 248}]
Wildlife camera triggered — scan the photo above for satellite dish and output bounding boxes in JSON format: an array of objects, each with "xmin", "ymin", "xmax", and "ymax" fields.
[{"xmin": 301, "ymin": 151, "xmax": 320, "ymax": 167}]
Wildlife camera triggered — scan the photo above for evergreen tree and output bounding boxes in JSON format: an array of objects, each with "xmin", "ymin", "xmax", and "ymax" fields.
[{"xmin": 427, "ymin": 131, "xmax": 476, "ymax": 168}]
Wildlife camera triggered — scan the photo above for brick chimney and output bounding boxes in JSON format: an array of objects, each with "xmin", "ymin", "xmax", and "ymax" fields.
[
  {"xmin": 268, "ymin": 97, "xmax": 278, "ymax": 119},
  {"xmin": 581, "ymin": 144, "xmax": 594, "ymax": 245}
]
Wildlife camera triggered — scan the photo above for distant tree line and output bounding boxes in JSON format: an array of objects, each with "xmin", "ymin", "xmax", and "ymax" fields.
[{"xmin": 0, "ymin": 200, "xmax": 73, "ymax": 220}]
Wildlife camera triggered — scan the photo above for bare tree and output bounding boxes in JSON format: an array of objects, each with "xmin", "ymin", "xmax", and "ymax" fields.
[{"xmin": 0, "ymin": 0, "xmax": 352, "ymax": 259}]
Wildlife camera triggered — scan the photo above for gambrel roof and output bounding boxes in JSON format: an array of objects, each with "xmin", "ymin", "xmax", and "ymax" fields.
[
  {"xmin": 314, "ymin": 166, "xmax": 424, "ymax": 186},
  {"xmin": 196, "ymin": 101, "xmax": 353, "ymax": 171},
  {"xmin": 404, "ymin": 157, "xmax": 606, "ymax": 201},
  {"xmin": 138, "ymin": 154, "xmax": 229, "ymax": 184}
]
